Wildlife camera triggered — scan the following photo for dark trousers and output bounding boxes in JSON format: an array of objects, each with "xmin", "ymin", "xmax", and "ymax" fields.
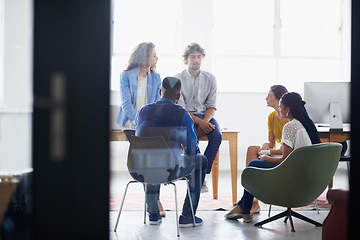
[
  {"xmin": 123, "ymin": 129, "xmax": 135, "ymax": 142},
  {"xmin": 237, "ymin": 160, "xmax": 278, "ymax": 214},
  {"xmin": 194, "ymin": 115, "xmax": 222, "ymax": 174},
  {"xmin": 145, "ymin": 154, "xmax": 208, "ymax": 217}
]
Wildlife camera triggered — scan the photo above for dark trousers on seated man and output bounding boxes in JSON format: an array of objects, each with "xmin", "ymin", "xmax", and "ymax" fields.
[
  {"xmin": 145, "ymin": 154, "xmax": 207, "ymax": 217},
  {"xmin": 136, "ymin": 94, "xmax": 208, "ymax": 227}
]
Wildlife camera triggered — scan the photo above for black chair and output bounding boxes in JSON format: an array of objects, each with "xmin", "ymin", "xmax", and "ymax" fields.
[
  {"xmin": 339, "ymin": 141, "xmax": 350, "ymax": 183},
  {"xmin": 113, "ymin": 136, "xmax": 197, "ymax": 237}
]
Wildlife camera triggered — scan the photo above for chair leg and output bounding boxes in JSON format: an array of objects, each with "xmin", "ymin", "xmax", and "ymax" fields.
[
  {"xmin": 268, "ymin": 205, "xmax": 272, "ymax": 217},
  {"xmin": 114, "ymin": 180, "xmax": 138, "ymax": 232},
  {"xmin": 170, "ymin": 182, "xmax": 180, "ymax": 237},
  {"xmin": 254, "ymin": 207, "xmax": 322, "ymax": 232},
  {"xmin": 287, "ymin": 212, "xmax": 295, "ymax": 232},
  {"xmin": 290, "ymin": 209, "xmax": 322, "ymax": 227},
  {"xmin": 314, "ymin": 200, "xmax": 319, "ymax": 214},
  {"xmin": 254, "ymin": 208, "xmax": 289, "ymax": 228},
  {"xmin": 143, "ymin": 183, "xmax": 147, "ymax": 224},
  {"xmin": 185, "ymin": 178, "xmax": 196, "ymax": 226}
]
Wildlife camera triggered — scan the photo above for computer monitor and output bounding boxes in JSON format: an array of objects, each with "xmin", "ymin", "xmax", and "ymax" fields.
[{"xmin": 304, "ymin": 82, "xmax": 350, "ymax": 130}]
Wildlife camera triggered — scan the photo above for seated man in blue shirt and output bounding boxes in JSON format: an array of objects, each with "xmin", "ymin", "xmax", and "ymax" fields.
[{"xmin": 135, "ymin": 77, "xmax": 208, "ymax": 227}]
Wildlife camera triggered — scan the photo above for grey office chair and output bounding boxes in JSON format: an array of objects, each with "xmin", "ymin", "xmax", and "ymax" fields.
[{"xmin": 113, "ymin": 136, "xmax": 196, "ymax": 237}]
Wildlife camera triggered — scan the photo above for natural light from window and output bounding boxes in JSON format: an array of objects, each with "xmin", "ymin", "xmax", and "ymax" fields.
[{"xmin": 111, "ymin": 0, "xmax": 350, "ymax": 93}]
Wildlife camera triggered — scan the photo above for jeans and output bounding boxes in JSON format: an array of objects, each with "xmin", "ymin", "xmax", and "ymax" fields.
[
  {"xmin": 237, "ymin": 160, "xmax": 278, "ymax": 214},
  {"xmin": 194, "ymin": 115, "xmax": 222, "ymax": 174},
  {"xmin": 145, "ymin": 154, "xmax": 208, "ymax": 217}
]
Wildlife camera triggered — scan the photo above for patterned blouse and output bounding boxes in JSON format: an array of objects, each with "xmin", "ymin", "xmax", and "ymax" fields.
[{"xmin": 281, "ymin": 118, "xmax": 312, "ymax": 150}]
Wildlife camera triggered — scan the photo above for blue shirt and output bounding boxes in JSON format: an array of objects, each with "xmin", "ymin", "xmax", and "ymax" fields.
[
  {"xmin": 135, "ymin": 97, "xmax": 200, "ymax": 161},
  {"xmin": 117, "ymin": 68, "xmax": 161, "ymax": 126}
]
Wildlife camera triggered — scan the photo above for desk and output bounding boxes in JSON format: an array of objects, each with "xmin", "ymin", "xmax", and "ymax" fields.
[
  {"xmin": 316, "ymin": 123, "xmax": 351, "ymax": 188},
  {"xmin": 111, "ymin": 130, "xmax": 240, "ymax": 204},
  {"xmin": 317, "ymin": 123, "xmax": 350, "ymax": 143}
]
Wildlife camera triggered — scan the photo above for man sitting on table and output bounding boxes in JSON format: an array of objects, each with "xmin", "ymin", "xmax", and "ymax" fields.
[
  {"xmin": 135, "ymin": 77, "xmax": 208, "ymax": 227},
  {"xmin": 175, "ymin": 43, "xmax": 222, "ymax": 182}
]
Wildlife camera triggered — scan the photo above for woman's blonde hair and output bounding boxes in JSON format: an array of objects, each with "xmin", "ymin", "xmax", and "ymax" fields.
[{"xmin": 125, "ymin": 42, "xmax": 155, "ymax": 71}]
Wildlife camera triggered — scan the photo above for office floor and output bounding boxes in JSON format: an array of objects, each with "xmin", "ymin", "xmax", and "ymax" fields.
[{"xmin": 109, "ymin": 162, "xmax": 349, "ymax": 240}]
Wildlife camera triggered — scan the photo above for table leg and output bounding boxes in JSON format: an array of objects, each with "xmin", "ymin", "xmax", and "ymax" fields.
[
  {"xmin": 211, "ymin": 151, "xmax": 219, "ymax": 199},
  {"xmin": 229, "ymin": 134, "xmax": 238, "ymax": 204}
]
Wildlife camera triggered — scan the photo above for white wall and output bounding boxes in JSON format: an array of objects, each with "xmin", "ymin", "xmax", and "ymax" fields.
[
  {"xmin": 110, "ymin": 91, "xmax": 272, "ymax": 172},
  {"xmin": 0, "ymin": 0, "xmax": 33, "ymax": 171}
]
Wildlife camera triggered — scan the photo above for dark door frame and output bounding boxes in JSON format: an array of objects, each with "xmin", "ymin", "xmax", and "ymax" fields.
[{"xmin": 33, "ymin": 1, "xmax": 110, "ymax": 239}]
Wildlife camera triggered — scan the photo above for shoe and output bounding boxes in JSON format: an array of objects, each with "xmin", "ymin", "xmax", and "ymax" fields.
[
  {"xmin": 201, "ymin": 180, "xmax": 209, "ymax": 193},
  {"xmin": 179, "ymin": 215, "xmax": 203, "ymax": 228},
  {"xmin": 250, "ymin": 206, "xmax": 261, "ymax": 214},
  {"xmin": 160, "ymin": 211, "xmax": 166, "ymax": 217},
  {"xmin": 224, "ymin": 212, "xmax": 243, "ymax": 220},
  {"xmin": 251, "ymin": 198, "xmax": 261, "ymax": 214},
  {"xmin": 224, "ymin": 205, "xmax": 242, "ymax": 220},
  {"xmin": 242, "ymin": 213, "xmax": 254, "ymax": 223},
  {"xmin": 149, "ymin": 213, "xmax": 162, "ymax": 225},
  {"xmin": 158, "ymin": 200, "xmax": 166, "ymax": 217}
]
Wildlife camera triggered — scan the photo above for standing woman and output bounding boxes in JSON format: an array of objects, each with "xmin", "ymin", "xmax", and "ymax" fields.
[
  {"xmin": 225, "ymin": 92, "xmax": 321, "ymax": 222},
  {"xmin": 116, "ymin": 42, "xmax": 161, "ymax": 140},
  {"xmin": 116, "ymin": 42, "xmax": 165, "ymax": 216}
]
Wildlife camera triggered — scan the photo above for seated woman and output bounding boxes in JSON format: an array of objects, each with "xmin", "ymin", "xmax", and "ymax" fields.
[
  {"xmin": 245, "ymin": 85, "xmax": 288, "ymax": 213},
  {"xmin": 225, "ymin": 92, "xmax": 321, "ymax": 222}
]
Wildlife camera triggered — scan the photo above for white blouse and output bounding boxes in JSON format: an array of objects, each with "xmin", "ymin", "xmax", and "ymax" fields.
[
  {"xmin": 121, "ymin": 75, "xmax": 148, "ymax": 130},
  {"xmin": 281, "ymin": 118, "xmax": 312, "ymax": 150}
]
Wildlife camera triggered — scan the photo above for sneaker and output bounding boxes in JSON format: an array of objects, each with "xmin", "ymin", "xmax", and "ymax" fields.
[
  {"xmin": 179, "ymin": 215, "xmax": 203, "ymax": 228},
  {"xmin": 149, "ymin": 213, "xmax": 162, "ymax": 225}
]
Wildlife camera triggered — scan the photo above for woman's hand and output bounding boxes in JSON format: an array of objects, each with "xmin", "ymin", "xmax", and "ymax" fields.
[{"xmin": 259, "ymin": 154, "xmax": 269, "ymax": 161}]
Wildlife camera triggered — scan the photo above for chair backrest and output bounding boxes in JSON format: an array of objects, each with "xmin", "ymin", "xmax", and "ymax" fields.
[
  {"xmin": 241, "ymin": 142, "xmax": 342, "ymax": 208},
  {"xmin": 127, "ymin": 136, "xmax": 178, "ymax": 184}
]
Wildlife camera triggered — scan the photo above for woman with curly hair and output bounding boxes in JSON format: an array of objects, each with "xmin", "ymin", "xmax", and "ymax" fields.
[
  {"xmin": 116, "ymin": 42, "xmax": 165, "ymax": 216},
  {"xmin": 116, "ymin": 42, "xmax": 161, "ymax": 140}
]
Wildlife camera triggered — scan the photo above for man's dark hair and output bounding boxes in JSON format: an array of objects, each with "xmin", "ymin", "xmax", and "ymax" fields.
[{"xmin": 162, "ymin": 77, "xmax": 181, "ymax": 98}]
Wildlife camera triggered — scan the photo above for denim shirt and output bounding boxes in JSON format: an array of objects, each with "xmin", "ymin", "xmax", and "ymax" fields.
[
  {"xmin": 117, "ymin": 68, "xmax": 161, "ymax": 126},
  {"xmin": 135, "ymin": 97, "xmax": 200, "ymax": 161}
]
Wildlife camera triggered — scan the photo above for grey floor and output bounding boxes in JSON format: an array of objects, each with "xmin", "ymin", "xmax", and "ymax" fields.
[{"xmin": 110, "ymin": 162, "xmax": 349, "ymax": 240}]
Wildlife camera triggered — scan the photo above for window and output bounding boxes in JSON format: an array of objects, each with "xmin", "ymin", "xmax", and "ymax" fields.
[
  {"xmin": 111, "ymin": 0, "xmax": 351, "ymax": 93},
  {"xmin": 0, "ymin": 1, "xmax": 4, "ymax": 107},
  {"xmin": 111, "ymin": 0, "xmax": 180, "ymax": 91},
  {"xmin": 212, "ymin": 0, "xmax": 349, "ymax": 93}
]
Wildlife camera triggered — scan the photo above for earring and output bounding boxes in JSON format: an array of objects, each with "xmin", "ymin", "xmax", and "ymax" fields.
[{"xmin": 286, "ymin": 112, "xmax": 289, "ymax": 117}]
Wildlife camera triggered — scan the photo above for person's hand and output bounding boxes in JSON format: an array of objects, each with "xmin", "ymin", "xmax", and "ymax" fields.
[
  {"xmin": 259, "ymin": 154, "xmax": 267, "ymax": 161},
  {"xmin": 198, "ymin": 119, "xmax": 215, "ymax": 134},
  {"xmin": 197, "ymin": 127, "xmax": 206, "ymax": 139}
]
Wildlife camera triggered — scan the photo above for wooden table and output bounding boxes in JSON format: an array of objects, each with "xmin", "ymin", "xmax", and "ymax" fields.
[
  {"xmin": 111, "ymin": 129, "xmax": 240, "ymax": 204},
  {"xmin": 199, "ymin": 130, "xmax": 239, "ymax": 204},
  {"xmin": 316, "ymin": 123, "xmax": 351, "ymax": 188},
  {"xmin": 317, "ymin": 123, "xmax": 351, "ymax": 143}
]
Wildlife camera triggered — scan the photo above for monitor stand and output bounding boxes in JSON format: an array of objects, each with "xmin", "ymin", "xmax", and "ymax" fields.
[{"xmin": 329, "ymin": 102, "xmax": 343, "ymax": 131}]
